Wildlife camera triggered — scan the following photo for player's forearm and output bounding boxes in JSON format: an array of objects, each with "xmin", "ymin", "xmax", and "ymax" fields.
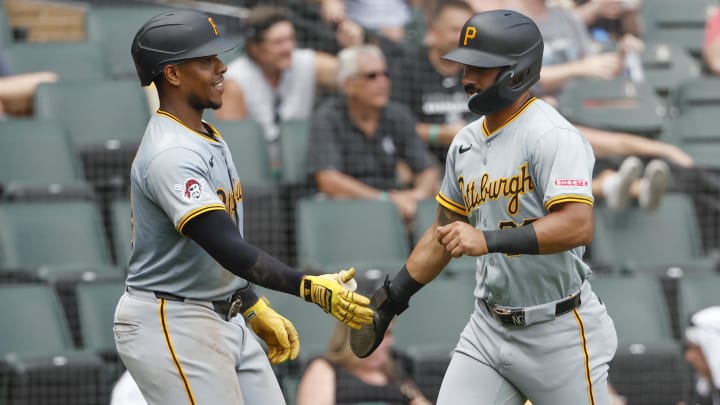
[
  {"xmin": 533, "ymin": 202, "xmax": 594, "ymax": 254},
  {"xmin": 315, "ymin": 170, "xmax": 386, "ymax": 199},
  {"xmin": 183, "ymin": 210, "xmax": 304, "ymax": 296},
  {"xmin": 406, "ymin": 221, "xmax": 452, "ymax": 284}
]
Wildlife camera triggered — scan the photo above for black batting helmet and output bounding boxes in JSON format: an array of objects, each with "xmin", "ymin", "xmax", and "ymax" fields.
[
  {"xmin": 442, "ymin": 9, "xmax": 543, "ymax": 115},
  {"xmin": 131, "ymin": 10, "xmax": 239, "ymax": 86}
]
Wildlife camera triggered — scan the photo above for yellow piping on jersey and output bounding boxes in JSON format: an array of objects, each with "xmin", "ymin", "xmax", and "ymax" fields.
[
  {"xmin": 572, "ymin": 309, "xmax": 596, "ymax": 405},
  {"xmin": 545, "ymin": 195, "xmax": 594, "ymax": 211},
  {"xmin": 481, "ymin": 97, "xmax": 537, "ymax": 137},
  {"xmin": 436, "ymin": 192, "xmax": 469, "ymax": 216},
  {"xmin": 160, "ymin": 299, "xmax": 198, "ymax": 405},
  {"xmin": 177, "ymin": 204, "xmax": 227, "ymax": 235},
  {"xmin": 156, "ymin": 110, "xmax": 224, "ymax": 143}
]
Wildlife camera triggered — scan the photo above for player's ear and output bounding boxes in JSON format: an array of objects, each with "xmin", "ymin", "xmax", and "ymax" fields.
[{"xmin": 163, "ymin": 64, "xmax": 182, "ymax": 87}]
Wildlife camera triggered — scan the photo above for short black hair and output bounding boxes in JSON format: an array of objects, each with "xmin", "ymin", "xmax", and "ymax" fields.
[
  {"xmin": 429, "ymin": 0, "xmax": 473, "ymax": 25},
  {"xmin": 241, "ymin": 5, "xmax": 292, "ymax": 44}
]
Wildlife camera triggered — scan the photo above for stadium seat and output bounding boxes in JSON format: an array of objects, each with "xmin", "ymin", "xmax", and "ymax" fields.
[
  {"xmin": 557, "ymin": 78, "xmax": 667, "ymax": 138},
  {"xmin": 0, "ymin": 119, "xmax": 94, "ymax": 200},
  {"xmin": 279, "ymin": 119, "xmax": 311, "ymax": 185},
  {"xmin": 212, "ymin": 119, "xmax": 274, "ymax": 187},
  {"xmin": 641, "ymin": 0, "xmax": 716, "ymax": 58},
  {"xmin": 295, "ymin": 197, "xmax": 410, "ymax": 276},
  {"xmin": 413, "ymin": 198, "xmax": 477, "ymax": 276},
  {"xmin": 33, "ymin": 80, "xmax": 149, "ymax": 189},
  {"xmin": 591, "ymin": 193, "xmax": 716, "ymax": 276},
  {"xmin": 590, "ymin": 274, "xmax": 689, "ymax": 405},
  {"xmin": 0, "ymin": 200, "xmax": 116, "ymax": 280},
  {"xmin": 75, "ymin": 279, "xmax": 125, "ymax": 357},
  {"xmin": 0, "ymin": 283, "xmax": 105, "ymax": 405},
  {"xmin": 1, "ymin": 41, "xmax": 109, "ymax": 81},
  {"xmin": 85, "ymin": 5, "xmax": 176, "ymax": 79},
  {"xmin": 110, "ymin": 198, "xmax": 132, "ymax": 269},
  {"xmin": 677, "ymin": 273, "xmax": 720, "ymax": 334},
  {"xmin": 641, "ymin": 42, "xmax": 701, "ymax": 97}
]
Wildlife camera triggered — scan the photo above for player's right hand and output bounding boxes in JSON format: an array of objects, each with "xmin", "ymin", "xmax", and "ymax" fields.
[{"xmin": 300, "ymin": 268, "xmax": 374, "ymax": 329}]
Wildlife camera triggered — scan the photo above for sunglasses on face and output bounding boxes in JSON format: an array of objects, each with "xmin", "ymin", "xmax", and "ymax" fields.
[{"xmin": 357, "ymin": 70, "xmax": 388, "ymax": 80}]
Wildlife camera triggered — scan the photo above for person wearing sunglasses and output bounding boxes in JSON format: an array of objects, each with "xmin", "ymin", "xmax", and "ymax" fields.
[{"xmin": 306, "ymin": 44, "xmax": 440, "ymax": 224}]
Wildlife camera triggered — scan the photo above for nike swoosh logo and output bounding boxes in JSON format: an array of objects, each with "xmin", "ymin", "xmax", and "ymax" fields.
[{"xmin": 459, "ymin": 144, "xmax": 472, "ymax": 154}]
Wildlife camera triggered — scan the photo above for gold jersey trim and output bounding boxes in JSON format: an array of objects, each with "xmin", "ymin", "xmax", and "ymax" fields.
[
  {"xmin": 177, "ymin": 204, "xmax": 227, "ymax": 235},
  {"xmin": 572, "ymin": 309, "xmax": 596, "ymax": 405},
  {"xmin": 156, "ymin": 110, "xmax": 224, "ymax": 143},
  {"xmin": 482, "ymin": 97, "xmax": 538, "ymax": 137},
  {"xmin": 436, "ymin": 193, "xmax": 468, "ymax": 216},
  {"xmin": 545, "ymin": 195, "xmax": 594, "ymax": 211},
  {"xmin": 160, "ymin": 299, "xmax": 197, "ymax": 405}
]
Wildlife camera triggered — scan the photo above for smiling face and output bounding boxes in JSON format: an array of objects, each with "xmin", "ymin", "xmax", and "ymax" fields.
[
  {"xmin": 248, "ymin": 21, "xmax": 296, "ymax": 72},
  {"xmin": 173, "ymin": 55, "xmax": 228, "ymax": 110}
]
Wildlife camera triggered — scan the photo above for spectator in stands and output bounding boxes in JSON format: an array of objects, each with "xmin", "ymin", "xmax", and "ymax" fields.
[
  {"xmin": 0, "ymin": 49, "xmax": 57, "ymax": 117},
  {"xmin": 315, "ymin": 0, "xmax": 413, "ymax": 43},
  {"xmin": 306, "ymin": 44, "xmax": 440, "ymax": 223},
  {"xmin": 703, "ymin": 7, "xmax": 720, "ymax": 75},
  {"xmin": 391, "ymin": 0, "xmax": 477, "ymax": 165},
  {"xmin": 216, "ymin": 5, "xmax": 362, "ymax": 172},
  {"xmin": 509, "ymin": 0, "xmax": 692, "ymax": 211},
  {"xmin": 296, "ymin": 320, "xmax": 433, "ymax": 405},
  {"xmin": 680, "ymin": 306, "xmax": 720, "ymax": 405},
  {"xmin": 562, "ymin": 0, "xmax": 643, "ymax": 39}
]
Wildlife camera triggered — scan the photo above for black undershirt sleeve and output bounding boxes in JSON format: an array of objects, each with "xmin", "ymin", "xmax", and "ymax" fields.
[{"xmin": 183, "ymin": 210, "xmax": 304, "ymax": 297}]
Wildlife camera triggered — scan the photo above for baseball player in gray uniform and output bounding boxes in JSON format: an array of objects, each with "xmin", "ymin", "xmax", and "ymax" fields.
[
  {"xmin": 114, "ymin": 10, "xmax": 373, "ymax": 405},
  {"xmin": 351, "ymin": 10, "xmax": 618, "ymax": 405}
]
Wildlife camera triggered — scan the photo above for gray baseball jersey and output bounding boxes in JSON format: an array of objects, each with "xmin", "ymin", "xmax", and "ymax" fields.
[
  {"xmin": 434, "ymin": 97, "xmax": 617, "ymax": 405},
  {"xmin": 126, "ymin": 110, "xmax": 248, "ymax": 301},
  {"xmin": 437, "ymin": 97, "xmax": 595, "ymax": 307}
]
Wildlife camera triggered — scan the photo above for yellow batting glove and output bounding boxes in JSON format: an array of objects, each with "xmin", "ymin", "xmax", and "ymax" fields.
[
  {"xmin": 300, "ymin": 268, "xmax": 374, "ymax": 329},
  {"xmin": 243, "ymin": 297, "xmax": 300, "ymax": 364}
]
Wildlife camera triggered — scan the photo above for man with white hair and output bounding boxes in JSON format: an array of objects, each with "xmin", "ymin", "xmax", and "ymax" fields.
[
  {"xmin": 684, "ymin": 306, "xmax": 720, "ymax": 405},
  {"xmin": 306, "ymin": 44, "xmax": 440, "ymax": 222}
]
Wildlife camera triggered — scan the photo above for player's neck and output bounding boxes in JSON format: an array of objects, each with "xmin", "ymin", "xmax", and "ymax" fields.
[
  {"xmin": 484, "ymin": 93, "xmax": 532, "ymax": 133},
  {"xmin": 159, "ymin": 101, "xmax": 205, "ymax": 133}
]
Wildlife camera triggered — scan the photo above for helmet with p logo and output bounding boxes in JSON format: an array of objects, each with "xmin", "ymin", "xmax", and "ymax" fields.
[{"xmin": 442, "ymin": 9, "xmax": 543, "ymax": 115}]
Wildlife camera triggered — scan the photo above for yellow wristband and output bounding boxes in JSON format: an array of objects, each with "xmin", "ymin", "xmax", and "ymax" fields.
[{"xmin": 428, "ymin": 124, "xmax": 440, "ymax": 144}]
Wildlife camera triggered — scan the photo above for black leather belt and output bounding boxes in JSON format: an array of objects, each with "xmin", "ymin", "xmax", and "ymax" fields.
[
  {"xmin": 154, "ymin": 291, "xmax": 243, "ymax": 320},
  {"xmin": 483, "ymin": 293, "xmax": 581, "ymax": 327}
]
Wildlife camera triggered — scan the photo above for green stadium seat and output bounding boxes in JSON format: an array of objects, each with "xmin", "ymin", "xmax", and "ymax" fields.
[
  {"xmin": 0, "ymin": 283, "xmax": 106, "ymax": 405},
  {"xmin": 677, "ymin": 273, "xmax": 720, "ymax": 335},
  {"xmin": 85, "ymin": 5, "xmax": 176, "ymax": 79},
  {"xmin": 590, "ymin": 274, "xmax": 689, "ymax": 405},
  {"xmin": 641, "ymin": 0, "xmax": 716, "ymax": 57},
  {"xmin": 557, "ymin": 78, "xmax": 667, "ymax": 138},
  {"xmin": 279, "ymin": 119, "xmax": 311, "ymax": 185},
  {"xmin": 1, "ymin": 41, "xmax": 109, "ymax": 81},
  {"xmin": 641, "ymin": 42, "xmax": 702, "ymax": 97},
  {"xmin": 295, "ymin": 197, "xmax": 410, "ymax": 276},
  {"xmin": 213, "ymin": 119, "xmax": 274, "ymax": 187},
  {"xmin": 33, "ymin": 80, "xmax": 149, "ymax": 189},
  {"xmin": 0, "ymin": 201, "xmax": 116, "ymax": 280},
  {"xmin": 591, "ymin": 193, "xmax": 716, "ymax": 276},
  {"xmin": 110, "ymin": 198, "xmax": 132, "ymax": 269},
  {"xmin": 75, "ymin": 280, "xmax": 125, "ymax": 356},
  {"xmin": 0, "ymin": 119, "xmax": 94, "ymax": 200}
]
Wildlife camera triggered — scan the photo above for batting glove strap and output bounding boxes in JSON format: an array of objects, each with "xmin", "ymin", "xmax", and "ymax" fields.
[
  {"xmin": 299, "ymin": 270, "xmax": 373, "ymax": 329},
  {"xmin": 373, "ymin": 277, "xmax": 409, "ymax": 316}
]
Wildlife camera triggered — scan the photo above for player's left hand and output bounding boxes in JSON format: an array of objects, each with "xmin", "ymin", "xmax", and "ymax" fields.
[
  {"xmin": 243, "ymin": 297, "xmax": 300, "ymax": 364},
  {"xmin": 436, "ymin": 221, "xmax": 488, "ymax": 257}
]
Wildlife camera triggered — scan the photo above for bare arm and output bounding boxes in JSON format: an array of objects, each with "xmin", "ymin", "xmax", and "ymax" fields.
[
  {"xmin": 579, "ymin": 125, "xmax": 694, "ymax": 167},
  {"xmin": 405, "ymin": 205, "xmax": 462, "ymax": 284},
  {"xmin": 296, "ymin": 359, "xmax": 335, "ymax": 405},
  {"xmin": 410, "ymin": 167, "xmax": 440, "ymax": 201},
  {"xmin": 215, "ymin": 79, "xmax": 247, "ymax": 120},
  {"xmin": 314, "ymin": 51, "xmax": 339, "ymax": 90},
  {"xmin": 416, "ymin": 122, "xmax": 465, "ymax": 145},
  {"xmin": 539, "ymin": 53, "xmax": 623, "ymax": 93},
  {"xmin": 704, "ymin": 36, "xmax": 720, "ymax": 75},
  {"xmin": 315, "ymin": 170, "xmax": 386, "ymax": 199}
]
